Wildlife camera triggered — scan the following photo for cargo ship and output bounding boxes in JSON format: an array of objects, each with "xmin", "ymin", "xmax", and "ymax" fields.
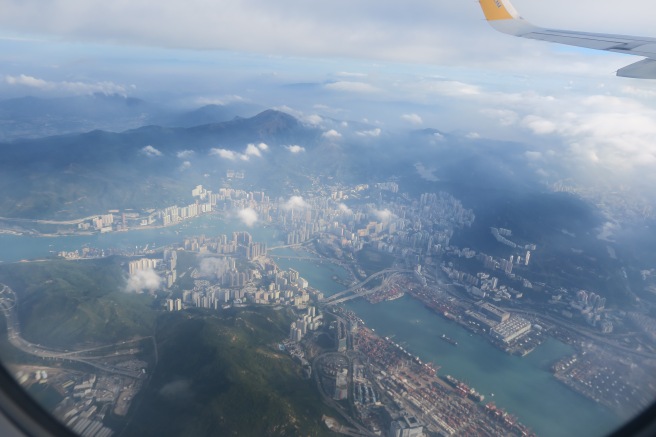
[
  {"xmin": 442, "ymin": 375, "xmax": 484, "ymax": 402},
  {"xmin": 421, "ymin": 362, "xmax": 439, "ymax": 376},
  {"xmin": 486, "ymin": 403, "xmax": 535, "ymax": 436},
  {"xmin": 468, "ymin": 389, "xmax": 485, "ymax": 403},
  {"xmin": 440, "ymin": 334, "xmax": 458, "ymax": 346}
]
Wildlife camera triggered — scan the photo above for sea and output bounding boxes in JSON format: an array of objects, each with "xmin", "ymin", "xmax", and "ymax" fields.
[{"xmin": 0, "ymin": 215, "xmax": 626, "ymax": 437}]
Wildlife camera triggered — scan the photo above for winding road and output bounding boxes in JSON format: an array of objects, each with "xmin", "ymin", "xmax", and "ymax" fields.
[{"xmin": 0, "ymin": 283, "xmax": 149, "ymax": 379}]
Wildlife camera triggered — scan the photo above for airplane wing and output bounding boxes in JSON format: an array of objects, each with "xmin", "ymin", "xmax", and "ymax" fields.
[{"xmin": 478, "ymin": 0, "xmax": 656, "ymax": 79}]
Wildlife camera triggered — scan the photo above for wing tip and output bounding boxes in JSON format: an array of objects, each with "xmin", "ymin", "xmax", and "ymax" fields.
[
  {"xmin": 616, "ymin": 58, "xmax": 656, "ymax": 79},
  {"xmin": 479, "ymin": 0, "xmax": 521, "ymax": 22}
]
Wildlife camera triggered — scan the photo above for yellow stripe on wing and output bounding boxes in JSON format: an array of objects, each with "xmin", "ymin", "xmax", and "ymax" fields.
[{"xmin": 479, "ymin": 0, "xmax": 514, "ymax": 21}]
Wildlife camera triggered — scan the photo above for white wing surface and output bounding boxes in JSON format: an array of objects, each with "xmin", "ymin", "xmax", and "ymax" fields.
[{"xmin": 478, "ymin": 0, "xmax": 656, "ymax": 79}]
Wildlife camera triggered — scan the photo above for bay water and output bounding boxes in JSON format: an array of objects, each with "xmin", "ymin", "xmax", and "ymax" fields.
[{"xmin": 0, "ymin": 217, "xmax": 626, "ymax": 436}]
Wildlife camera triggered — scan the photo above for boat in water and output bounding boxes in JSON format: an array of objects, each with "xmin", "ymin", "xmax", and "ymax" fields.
[{"xmin": 440, "ymin": 334, "xmax": 458, "ymax": 346}]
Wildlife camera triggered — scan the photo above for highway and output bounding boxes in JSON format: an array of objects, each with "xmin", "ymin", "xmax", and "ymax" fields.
[
  {"xmin": 327, "ymin": 272, "xmax": 409, "ymax": 304},
  {"xmin": 322, "ymin": 268, "xmax": 413, "ymax": 304},
  {"xmin": 0, "ymin": 283, "xmax": 146, "ymax": 379}
]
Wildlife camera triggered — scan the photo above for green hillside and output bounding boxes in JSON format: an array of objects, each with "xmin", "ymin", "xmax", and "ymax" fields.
[
  {"xmin": 125, "ymin": 308, "xmax": 337, "ymax": 437},
  {"xmin": 0, "ymin": 257, "xmax": 155, "ymax": 348}
]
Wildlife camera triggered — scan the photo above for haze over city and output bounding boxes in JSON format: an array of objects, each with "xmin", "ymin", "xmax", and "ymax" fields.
[{"xmin": 0, "ymin": 1, "xmax": 655, "ymax": 437}]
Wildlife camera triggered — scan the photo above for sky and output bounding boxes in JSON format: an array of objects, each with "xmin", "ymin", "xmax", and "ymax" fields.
[{"xmin": 1, "ymin": 0, "xmax": 656, "ymax": 206}]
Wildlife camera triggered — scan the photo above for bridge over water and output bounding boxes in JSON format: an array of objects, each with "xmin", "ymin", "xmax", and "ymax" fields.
[
  {"xmin": 268, "ymin": 254, "xmax": 319, "ymax": 261},
  {"xmin": 321, "ymin": 269, "xmax": 414, "ymax": 305}
]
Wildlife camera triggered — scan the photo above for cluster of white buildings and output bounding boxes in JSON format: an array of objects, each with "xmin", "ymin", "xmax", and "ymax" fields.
[
  {"xmin": 289, "ymin": 306, "xmax": 323, "ymax": 342},
  {"xmin": 160, "ymin": 202, "xmax": 211, "ymax": 226},
  {"xmin": 128, "ymin": 250, "xmax": 177, "ymax": 289},
  {"xmin": 77, "ymin": 214, "xmax": 114, "ymax": 233}
]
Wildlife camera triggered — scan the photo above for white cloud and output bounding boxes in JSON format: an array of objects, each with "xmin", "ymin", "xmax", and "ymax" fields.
[
  {"xmin": 303, "ymin": 114, "xmax": 323, "ymax": 125},
  {"xmin": 179, "ymin": 160, "xmax": 192, "ymax": 171},
  {"xmin": 238, "ymin": 207, "xmax": 258, "ymax": 227},
  {"xmin": 621, "ymin": 85, "xmax": 656, "ymax": 99},
  {"xmin": 283, "ymin": 196, "xmax": 309, "ymax": 210},
  {"xmin": 245, "ymin": 143, "xmax": 262, "ymax": 158},
  {"xmin": 0, "ymin": 0, "xmax": 652, "ymax": 78},
  {"xmin": 416, "ymin": 79, "xmax": 481, "ymax": 98},
  {"xmin": 5, "ymin": 74, "xmax": 48, "ymax": 89},
  {"xmin": 286, "ymin": 145, "xmax": 305, "ymax": 153},
  {"xmin": 372, "ymin": 208, "xmax": 394, "ymax": 221},
  {"xmin": 5, "ymin": 74, "xmax": 128, "ymax": 95},
  {"xmin": 597, "ymin": 221, "xmax": 619, "ymax": 242},
  {"xmin": 518, "ymin": 94, "xmax": 656, "ymax": 172},
  {"xmin": 481, "ymin": 109, "xmax": 519, "ymax": 126},
  {"xmin": 199, "ymin": 257, "xmax": 231, "ymax": 279},
  {"xmin": 338, "ymin": 203, "xmax": 353, "ymax": 214},
  {"xmin": 210, "ymin": 148, "xmax": 238, "ymax": 160},
  {"xmin": 176, "ymin": 150, "xmax": 195, "ymax": 159},
  {"xmin": 336, "ymin": 72, "xmax": 367, "ymax": 78},
  {"xmin": 325, "ymin": 81, "xmax": 381, "ymax": 93},
  {"xmin": 2, "ymin": 0, "xmax": 656, "ymax": 214},
  {"xmin": 401, "ymin": 113, "xmax": 423, "ymax": 125},
  {"xmin": 415, "ymin": 163, "xmax": 439, "ymax": 182},
  {"xmin": 126, "ymin": 269, "xmax": 162, "ymax": 293},
  {"xmin": 356, "ymin": 128, "xmax": 381, "ymax": 137},
  {"xmin": 194, "ymin": 95, "xmax": 245, "ymax": 106},
  {"xmin": 272, "ymin": 105, "xmax": 300, "ymax": 116},
  {"xmin": 466, "ymin": 132, "xmax": 480, "ymax": 139},
  {"xmin": 210, "ymin": 143, "xmax": 266, "ymax": 161},
  {"xmin": 522, "ymin": 115, "xmax": 557, "ymax": 135},
  {"xmin": 322, "ymin": 129, "xmax": 342, "ymax": 139},
  {"xmin": 141, "ymin": 145, "xmax": 162, "ymax": 157},
  {"xmin": 271, "ymin": 106, "xmax": 323, "ymax": 126}
]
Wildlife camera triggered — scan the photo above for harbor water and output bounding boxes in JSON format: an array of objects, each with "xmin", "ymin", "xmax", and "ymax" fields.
[{"xmin": 0, "ymin": 217, "xmax": 626, "ymax": 436}]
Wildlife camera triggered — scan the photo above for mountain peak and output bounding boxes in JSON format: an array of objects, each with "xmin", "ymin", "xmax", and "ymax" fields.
[{"xmin": 252, "ymin": 109, "xmax": 298, "ymax": 124}]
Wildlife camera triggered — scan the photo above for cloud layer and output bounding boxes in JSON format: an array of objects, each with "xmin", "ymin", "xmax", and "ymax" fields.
[
  {"xmin": 210, "ymin": 143, "xmax": 269, "ymax": 161},
  {"xmin": 141, "ymin": 145, "xmax": 162, "ymax": 157},
  {"xmin": 6, "ymin": 74, "xmax": 128, "ymax": 95},
  {"xmin": 238, "ymin": 208, "xmax": 258, "ymax": 227},
  {"xmin": 283, "ymin": 196, "xmax": 309, "ymax": 210},
  {"xmin": 126, "ymin": 269, "xmax": 162, "ymax": 293},
  {"xmin": 2, "ymin": 0, "xmax": 650, "ymax": 70},
  {"xmin": 199, "ymin": 257, "xmax": 230, "ymax": 279},
  {"xmin": 285, "ymin": 145, "xmax": 305, "ymax": 153}
]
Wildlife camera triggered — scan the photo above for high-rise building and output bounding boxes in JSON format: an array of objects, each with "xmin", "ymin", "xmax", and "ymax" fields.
[
  {"xmin": 128, "ymin": 258, "xmax": 159, "ymax": 275},
  {"xmin": 289, "ymin": 269, "xmax": 299, "ymax": 284}
]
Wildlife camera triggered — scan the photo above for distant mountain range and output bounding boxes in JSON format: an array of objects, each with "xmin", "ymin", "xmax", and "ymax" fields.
[
  {"xmin": 166, "ymin": 102, "xmax": 264, "ymax": 128},
  {"xmin": 0, "ymin": 94, "xmax": 264, "ymax": 141},
  {"xmin": 0, "ymin": 98, "xmax": 550, "ymax": 221},
  {"xmin": 0, "ymin": 109, "xmax": 325, "ymax": 219}
]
